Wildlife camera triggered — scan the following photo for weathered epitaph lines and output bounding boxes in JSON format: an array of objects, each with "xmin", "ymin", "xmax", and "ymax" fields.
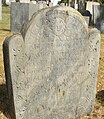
[{"xmin": 3, "ymin": 6, "xmax": 100, "ymax": 119}]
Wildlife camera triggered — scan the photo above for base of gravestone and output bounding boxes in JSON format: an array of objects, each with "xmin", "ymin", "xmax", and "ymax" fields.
[
  {"xmin": 93, "ymin": 5, "xmax": 104, "ymax": 33},
  {"xmin": 10, "ymin": 2, "xmax": 46, "ymax": 33}
]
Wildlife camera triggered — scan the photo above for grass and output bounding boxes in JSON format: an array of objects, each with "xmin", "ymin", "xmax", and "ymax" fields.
[
  {"xmin": 101, "ymin": 34, "xmax": 104, "ymax": 41},
  {"xmin": 0, "ymin": 6, "xmax": 10, "ymax": 30},
  {"xmin": 0, "ymin": 6, "xmax": 11, "ymax": 84},
  {"xmin": 0, "ymin": 6, "xmax": 104, "ymax": 119}
]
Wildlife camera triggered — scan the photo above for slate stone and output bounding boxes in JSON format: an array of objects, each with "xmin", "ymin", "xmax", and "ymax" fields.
[{"xmin": 3, "ymin": 6, "xmax": 100, "ymax": 119}]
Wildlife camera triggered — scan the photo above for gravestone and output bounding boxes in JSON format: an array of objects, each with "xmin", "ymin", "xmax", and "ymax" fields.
[
  {"xmin": 3, "ymin": 6, "xmax": 100, "ymax": 119},
  {"xmin": 31, "ymin": 1, "xmax": 36, "ymax": 4},
  {"xmin": 93, "ymin": 5, "xmax": 104, "ymax": 33},
  {"xmin": 6, "ymin": 0, "xmax": 10, "ymax": 5},
  {"xmin": 10, "ymin": 2, "xmax": 47, "ymax": 32},
  {"xmin": 86, "ymin": 1, "xmax": 100, "ymax": 15},
  {"xmin": 74, "ymin": 0, "xmax": 78, "ymax": 10},
  {"xmin": 82, "ymin": 10, "xmax": 92, "ymax": 26}
]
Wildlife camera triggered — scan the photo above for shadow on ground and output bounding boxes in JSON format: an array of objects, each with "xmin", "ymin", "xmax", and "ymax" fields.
[
  {"xmin": 0, "ymin": 29, "xmax": 10, "ymax": 32},
  {"xmin": 0, "ymin": 84, "xmax": 10, "ymax": 118},
  {"xmin": 96, "ymin": 90, "xmax": 104, "ymax": 106}
]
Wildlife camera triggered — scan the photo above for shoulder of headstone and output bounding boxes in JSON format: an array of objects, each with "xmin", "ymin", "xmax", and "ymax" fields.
[
  {"xmin": 88, "ymin": 28, "xmax": 101, "ymax": 40},
  {"xmin": 3, "ymin": 33, "xmax": 23, "ymax": 49},
  {"xmin": 21, "ymin": 6, "xmax": 52, "ymax": 37},
  {"xmin": 89, "ymin": 28, "xmax": 101, "ymax": 34},
  {"xmin": 88, "ymin": 28, "xmax": 101, "ymax": 49}
]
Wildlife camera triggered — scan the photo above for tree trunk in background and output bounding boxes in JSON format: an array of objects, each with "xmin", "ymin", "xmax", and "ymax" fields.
[{"xmin": 0, "ymin": 0, "xmax": 2, "ymax": 20}]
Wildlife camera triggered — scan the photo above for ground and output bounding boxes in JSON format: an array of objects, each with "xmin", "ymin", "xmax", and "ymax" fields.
[{"xmin": 0, "ymin": 6, "xmax": 104, "ymax": 119}]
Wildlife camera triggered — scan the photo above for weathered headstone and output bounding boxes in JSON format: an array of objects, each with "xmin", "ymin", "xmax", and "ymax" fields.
[
  {"xmin": 3, "ymin": 6, "xmax": 100, "ymax": 119},
  {"xmin": 10, "ymin": 2, "xmax": 47, "ymax": 32},
  {"xmin": 93, "ymin": 5, "xmax": 104, "ymax": 33}
]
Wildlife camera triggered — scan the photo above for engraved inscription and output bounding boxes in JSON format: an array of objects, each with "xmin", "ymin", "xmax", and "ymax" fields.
[{"xmin": 3, "ymin": 6, "xmax": 100, "ymax": 119}]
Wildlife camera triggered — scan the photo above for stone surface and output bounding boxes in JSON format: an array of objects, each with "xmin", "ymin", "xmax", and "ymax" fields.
[
  {"xmin": 3, "ymin": 6, "xmax": 100, "ymax": 119},
  {"xmin": 20, "ymin": 0, "xmax": 30, "ymax": 3},
  {"xmin": 6, "ymin": 0, "xmax": 10, "ymax": 5},
  {"xmin": 10, "ymin": 0, "xmax": 15, "ymax": 2},
  {"xmin": 83, "ymin": 16, "xmax": 90, "ymax": 26},
  {"xmin": 10, "ymin": 2, "xmax": 47, "ymax": 32},
  {"xmin": 93, "ymin": 5, "xmax": 104, "ymax": 33},
  {"xmin": 74, "ymin": 2, "xmax": 78, "ymax": 10},
  {"xmin": 31, "ymin": 1, "xmax": 36, "ymax": 4}
]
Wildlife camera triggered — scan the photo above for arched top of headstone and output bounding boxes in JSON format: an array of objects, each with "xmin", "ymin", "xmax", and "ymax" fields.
[{"xmin": 21, "ymin": 6, "xmax": 88, "ymax": 39}]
